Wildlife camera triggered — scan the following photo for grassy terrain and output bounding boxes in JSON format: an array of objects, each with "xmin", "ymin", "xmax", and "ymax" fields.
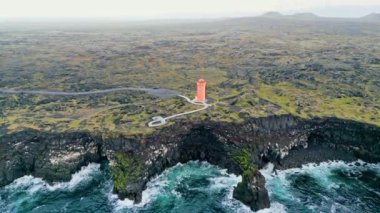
[
  {"xmin": 0, "ymin": 17, "xmax": 379, "ymax": 137},
  {"xmin": 232, "ymin": 147, "xmax": 257, "ymax": 180},
  {"xmin": 110, "ymin": 152, "xmax": 144, "ymax": 192}
]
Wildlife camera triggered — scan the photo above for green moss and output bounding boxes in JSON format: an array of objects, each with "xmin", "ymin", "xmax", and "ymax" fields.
[
  {"xmin": 256, "ymin": 82, "xmax": 316, "ymax": 118},
  {"xmin": 104, "ymin": 115, "xmax": 116, "ymax": 130},
  {"xmin": 110, "ymin": 152, "xmax": 144, "ymax": 192},
  {"xmin": 255, "ymin": 82, "xmax": 380, "ymax": 126},
  {"xmin": 2, "ymin": 25, "xmax": 380, "ymax": 135},
  {"xmin": 232, "ymin": 147, "xmax": 257, "ymax": 180}
]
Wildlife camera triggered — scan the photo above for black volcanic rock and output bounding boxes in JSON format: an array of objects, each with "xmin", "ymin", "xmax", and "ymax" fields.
[
  {"xmin": 233, "ymin": 170, "xmax": 269, "ymax": 211},
  {"xmin": 1, "ymin": 115, "xmax": 380, "ymax": 211},
  {"xmin": 278, "ymin": 117, "xmax": 380, "ymax": 169},
  {"xmin": 0, "ymin": 131, "xmax": 103, "ymax": 186}
]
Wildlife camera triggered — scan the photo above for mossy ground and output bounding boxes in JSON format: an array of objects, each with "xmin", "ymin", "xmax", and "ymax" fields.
[
  {"xmin": 232, "ymin": 147, "xmax": 258, "ymax": 180},
  {"xmin": 1, "ymin": 18, "xmax": 380, "ymax": 137},
  {"xmin": 256, "ymin": 82, "xmax": 380, "ymax": 126},
  {"xmin": 110, "ymin": 152, "xmax": 144, "ymax": 192}
]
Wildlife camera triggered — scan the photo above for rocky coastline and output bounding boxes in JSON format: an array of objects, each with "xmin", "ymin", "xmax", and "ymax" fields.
[{"xmin": 1, "ymin": 115, "xmax": 379, "ymax": 211}]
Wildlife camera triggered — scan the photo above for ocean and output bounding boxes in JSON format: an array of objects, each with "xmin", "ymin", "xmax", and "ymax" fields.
[{"xmin": 0, "ymin": 160, "xmax": 379, "ymax": 213}]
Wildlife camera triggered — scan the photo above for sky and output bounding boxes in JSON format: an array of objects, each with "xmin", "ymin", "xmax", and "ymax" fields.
[{"xmin": 0, "ymin": 0, "xmax": 379, "ymax": 19}]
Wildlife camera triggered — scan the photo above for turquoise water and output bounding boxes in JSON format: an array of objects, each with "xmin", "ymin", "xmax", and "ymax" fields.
[
  {"xmin": 0, "ymin": 161, "xmax": 250, "ymax": 213},
  {"xmin": 260, "ymin": 161, "xmax": 380, "ymax": 213},
  {"xmin": 0, "ymin": 160, "xmax": 379, "ymax": 213}
]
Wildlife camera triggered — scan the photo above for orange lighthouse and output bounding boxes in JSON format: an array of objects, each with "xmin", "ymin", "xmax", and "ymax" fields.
[{"xmin": 195, "ymin": 79, "xmax": 206, "ymax": 103}]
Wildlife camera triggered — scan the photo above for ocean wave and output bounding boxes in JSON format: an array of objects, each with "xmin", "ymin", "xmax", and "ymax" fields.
[
  {"xmin": 256, "ymin": 202, "xmax": 287, "ymax": 213},
  {"xmin": 260, "ymin": 160, "xmax": 380, "ymax": 181},
  {"xmin": 110, "ymin": 161, "xmax": 254, "ymax": 212},
  {"xmin": 208, "ymin": 173, "xmax": 241, "ymax": 190},
  {"xmin": 260, "ymin": 160, "xmax": 380, "ymax": 213},
  {"xmin": 3, "ymin": 160, "xmax": 376, "ymax": 213},
  {"xmin": 110, "ymin": 162, "xmax": 185, "ymax": 212},
  {"xmin": 2, "ymin": 163, "xmax": 101, "ymax": 194},
  {"xmin": 0, "ymin": 163, "xmax": 102, "ymax": 213}
]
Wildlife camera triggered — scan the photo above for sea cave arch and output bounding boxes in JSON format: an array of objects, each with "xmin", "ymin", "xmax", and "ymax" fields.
[{"xmin": 110, "ymin": 125, "xmax": 270, "ymax": 211}]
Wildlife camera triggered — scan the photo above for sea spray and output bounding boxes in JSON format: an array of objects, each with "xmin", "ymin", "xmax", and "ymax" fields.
[
  {"xmin": 0, "ymin": 163, "xmax": 112, "ymax": 213},
  {"xmin": 260, "ymin": 160, "xmax": 380, "ymax": 213},
  {"xmin": 1, "ymin": 161, "xmax": 252, "ymax": 213},
  {"xmin": 112, "ymin": 161, "xmax": 251, "ymax": 213},
  {"xmin": 1, "ymin": 160, "xmax": 379, "ymax": 213},
  {"xmin": 2, "ymin": 163, "xmax": 101, "ymax": 194}
]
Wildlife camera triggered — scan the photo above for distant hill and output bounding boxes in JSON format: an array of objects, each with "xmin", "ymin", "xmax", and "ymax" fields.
[
  {"xmin": 360, "ymin": 13, "xmax": 380, "ymax": 21},
  {"xmin": 290, "ymin": 13, "xmax": 319, "ymax": 19},
  {"xmin": 259, "ymin": 12, "xmax": 380, "ymax": 21},
  {"xmin": 260, "ymin": 12, "xmax": 319, "ymax": 20},
  {"xmin": 261, "ymin": 12, "xmax": 283, "ymax": 18}
]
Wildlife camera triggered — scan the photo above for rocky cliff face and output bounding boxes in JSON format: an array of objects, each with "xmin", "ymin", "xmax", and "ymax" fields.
[
  {"xmin": 1, "ymin": 115, "xmax": 379, "ymax": 211},
  {"xmin": 0, "ymin": 131, "xmax": 102, "ymax": 186},
  {"xmin": 277, "ymin": 118, "xmax": 380, "ymax": 169}
]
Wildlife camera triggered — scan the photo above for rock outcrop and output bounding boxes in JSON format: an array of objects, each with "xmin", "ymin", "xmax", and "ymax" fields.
[
  {"xmin": 1, "ymin": 115, "xmax": 379, "ymax": 211},
  {"xmin": 233, "ymin": 170, "xmax": 270, "ymax": 210},
  {"xmin": 0, "ymin": 131, "xmax": 102, "ymax": 186},
  {"xmin": 277, "ymin": 117, "xmax": 380, "ymax": 169}
]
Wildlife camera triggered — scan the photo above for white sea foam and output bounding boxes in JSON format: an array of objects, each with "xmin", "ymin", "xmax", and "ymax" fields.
[
  {"xmin": 256, "ymin": 202, "xmax": 287, "ymax": 213},
  {"xmin": 222, "ymin": 162, "xmax": 288, "ymax": 212},
  {"xmin": 259, "ymin": 162, "xmax": 275, "ymax": 178},
  {"xmin": 110, "ymin": 175, "xmax": 167, "ymax": 212},
  {"xmin": 112, "ymin": 161, "xmax": 228, "ymax": 211},
  {"xmin": 208, "ymin": 168, "xmax": 253, "ymax": 213},
  {"xmin": 110, "ymin": 162, "xmax": 178, "ymax": 211},
  {"xmin": 111, "ymin": 161, "xmax": 251, "ymax": 212},
  {"xmin": 208, "ymin": 172, "xmax": 241, "ymax": 190},
  {"xmin": 262, "ymin": 160, "xmax": 380, "ymax": 182},
  {"xmin": 259, "ymin": 160, "xmax": 380, "ymax": 213},
  {"xmin": 209, "ymin": 170, "xmax": 248, "ymax": 211},
  {"xmin": 222, "ymin": 199, "xmax": 254, "ymax": 213},
  {"xmin": 109, "ymin": 193, "xmax": 134, "ymax": 212},
  {"xmin": 2, "ymin": 163, "xmax": 101, "ymax": 194},
  {"xmin": 111, "ymin": 160, "xmax": 380, "ymax": 213}
]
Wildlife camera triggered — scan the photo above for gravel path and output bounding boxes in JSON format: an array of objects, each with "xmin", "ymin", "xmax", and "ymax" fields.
[
  {"xmin": 0, "ymin": 87, "xmax": 209, "ymax": 127},
  {"xmin": 148, "ymin": 95, "xmax": 211, "ymax": 127},
  {"xmin": 0, "ymin": 87, "xmax": 178, "ymax": 98}
]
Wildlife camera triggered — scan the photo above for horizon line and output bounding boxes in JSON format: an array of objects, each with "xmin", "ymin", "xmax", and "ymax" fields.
[{"xmin": 0, "ymin": 11, "xmax": 379, "ymax": 22}]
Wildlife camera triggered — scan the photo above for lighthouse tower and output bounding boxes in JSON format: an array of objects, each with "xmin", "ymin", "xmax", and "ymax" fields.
[{"xmin": 195, "ymin": 79, "xmax": 206, "ymax": 103}]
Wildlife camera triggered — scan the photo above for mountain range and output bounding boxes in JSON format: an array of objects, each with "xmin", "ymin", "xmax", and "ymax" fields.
[{"xmin": 260, "ymin": 11, "xmax": 380, "ymax": 21}]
